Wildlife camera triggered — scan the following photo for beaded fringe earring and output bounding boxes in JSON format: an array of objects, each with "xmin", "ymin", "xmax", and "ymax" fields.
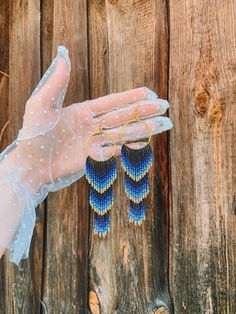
[
  {"xmin": 121, "ymin": 108, "xmax": 152, "ymax": 225},
  {"xmin": 85, "ymin": 121, "xmax": 117, "ymax": 237}
]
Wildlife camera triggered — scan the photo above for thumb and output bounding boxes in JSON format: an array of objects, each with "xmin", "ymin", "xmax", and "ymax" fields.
[
  {"xmin": 29, "ymin": 45, "xmax": 71, "ymax": 110},
  {"xmin": 17, "ymin": 47, "xmax": 71, "ymax": 140}
]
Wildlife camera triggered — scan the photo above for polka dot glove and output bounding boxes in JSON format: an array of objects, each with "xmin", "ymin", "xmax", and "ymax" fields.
[{"xmin": 0, "ymin": 46, "xmax": 172, "ymax": 265}]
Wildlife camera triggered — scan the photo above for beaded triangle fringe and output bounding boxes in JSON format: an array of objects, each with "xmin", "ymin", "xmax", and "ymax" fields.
[
  {"xmin": 121, "ymin": 144, "xmax": 152, "ymax": 225},
  {"xmin": 86, "ymin": 156, "xmax": 117, "ymax": 237}
]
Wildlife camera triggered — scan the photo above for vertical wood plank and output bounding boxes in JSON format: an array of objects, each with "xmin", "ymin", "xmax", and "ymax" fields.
[
  {"xmin": 5, "ymin": 0, "xmax": 43, "ymax": 313},
  {"xmin": 0, "ymin": 0, "xmax": 9, "ymax": 312},
  {"xmin": 88, "ymin": 0, "xmax": 109, "ymax": 99},
  {"xmin": 0, "ymin": 0, "xmax": 9, "ymax": 151},
  {"xmin": 88, "ymin": 0, "xmax": 172, "ymax": 312},
  {"xmin": 41, "ymin": 1, "xmax": 90, "ymax": 312},
  {"xmin": 169, "ymin": 1, "xmax": 236, "ymax": 312}
]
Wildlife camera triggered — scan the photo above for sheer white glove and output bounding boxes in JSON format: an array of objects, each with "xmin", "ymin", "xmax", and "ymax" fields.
[{"xmin": 0, "ymin": 46, "xmax": 172, "ymax": 265}]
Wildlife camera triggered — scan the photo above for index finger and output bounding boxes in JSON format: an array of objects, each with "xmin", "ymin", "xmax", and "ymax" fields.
[
  {"xmin": 29, "ymin": 46, "xmax": 70, "ymax": 109},
  {"xmin": 88, "ymin": 87, "xmax": 158, "ymax": 115}
]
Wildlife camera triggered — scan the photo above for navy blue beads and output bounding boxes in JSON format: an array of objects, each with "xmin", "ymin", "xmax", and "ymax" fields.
[
  {"xmin": 121, "ymin": 144, "xmax": 152, "ymax": 225},
  {"xmin": 130, "ymin": 201, "xmax": 145, "ymax": 225},
  {"xmin": 86, "ymin": 156, "xmax": 117, "ymax": 237}
]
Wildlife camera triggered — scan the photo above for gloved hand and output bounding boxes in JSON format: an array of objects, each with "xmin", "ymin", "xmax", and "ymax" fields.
[{"xmin": 0, "ymin": 46, "xmax": 172, "ymax": 265}]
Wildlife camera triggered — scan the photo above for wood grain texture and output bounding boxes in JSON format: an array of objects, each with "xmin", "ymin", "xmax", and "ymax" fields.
[
  {"xmin": 1, "ymin": 1, "xmax": 235, "ymax": 313},
  {"xmin": 4, "ymin": 1, "xmax": 42, "ymax": 313},
  {"xmin": 0, "ymin": 0, "xmax": 9, "ymax": 152},
  {"xmin": 0, "ymin": 0, "xmax": 9, "ymax": 312},
  {"xmin": 169, "ymin": 1, "xmax": 236, "ymax": 313},
  {"xmin": 41, "ymin": 1, "xmax": 90, "ymax": 313},
  {"xmin": 88, "ymin": 1, "xmax": 172, "ymax": 313}
]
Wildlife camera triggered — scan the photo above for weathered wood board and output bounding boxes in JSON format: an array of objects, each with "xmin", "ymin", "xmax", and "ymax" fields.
[
  {"xmin": 0, "ymin": 0, "xmax": 9, "ymax": 311},
  {"xmin": 88, "ymin": 0, "xmax": 171, "ymax": 313},
  {"xmin": 41, "ymin": 1, "xmax": 90, "ymax": 313},
  {"xmin": 0, "ymin": 0, "xmax": 235, "ymax": 313},
  {"xmin": 169, "ymin": 0, "xmax": 236, "ymax": 313},
  {"xmin": 4, "ymin": 1, "xmax": 43, "ymax": 313}
]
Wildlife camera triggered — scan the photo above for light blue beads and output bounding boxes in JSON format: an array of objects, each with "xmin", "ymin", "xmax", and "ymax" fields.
[
  {"xmin": 86, "ymin": 156, "xmax": 117, "ymax": 237},
  {"xmin": 121, "ymin": 144, "xmax": 152, "ymax": 225}
]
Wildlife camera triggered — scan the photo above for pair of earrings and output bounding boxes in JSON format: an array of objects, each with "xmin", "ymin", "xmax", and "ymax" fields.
[{"xmin": 85, "ymin": 108, "xmax": 152, "ymax": 237}]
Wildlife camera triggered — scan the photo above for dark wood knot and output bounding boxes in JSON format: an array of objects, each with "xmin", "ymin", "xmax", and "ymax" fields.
[
  {"xmin": 89, "ymin": 291, "xmax": 100, "ymax": 314},
  {"xmin": 194, "ymin": 88, "xmax": 209, "ymax": 116},
  {"xmin": 154, "ymin": 306, "xmax": 170, "ymax": 314}
]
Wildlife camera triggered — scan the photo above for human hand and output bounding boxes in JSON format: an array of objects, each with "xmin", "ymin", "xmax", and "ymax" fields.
[
  {"xmin": 0, "ymin": 46, "xmax": 172, "ymax": 264},
  {"xmin": 8, "ymin": 46, "xmax": 172, "ymax": 192}
]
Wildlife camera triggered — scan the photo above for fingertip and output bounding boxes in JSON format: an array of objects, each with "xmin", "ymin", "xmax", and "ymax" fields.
[
  {"xmin": 157, "ymin": 99, "xmax": 169, "ymax": 110},
  {"xmin": 55, "ymin": 45, "xmax": 70, "ymax": 73},
  {"xmin": 143, "ymin": 87, "xmax": 158, "ymax": 99},
  {"xmin": 47, "ymin": 46, "xmax": 70, "ymax": 86},
  {"xmin": 36, "ymin": 48, "xmax": 70, "ymax": 104},
  {"xmin": 150, "ymin": 117, "xmax": 173, "ymax": 134},
  {"xmin": 166, "ymin": 117, "xmax": 173, "ymax": 129},
  {"xmin": 57, "ymin": 45, "xmax": 69, "ymax": 57},
  {"xmin": 54, "ymin": 58, "xmax": 69, "ymax": 85}
]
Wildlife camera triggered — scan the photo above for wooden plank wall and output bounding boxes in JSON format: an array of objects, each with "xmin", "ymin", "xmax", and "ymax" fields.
[
  {"xmin": 88, "ymin": 1, "xmax": 171, "ymax": 313},
  {"xmin": 0, "ymin": 0, "xmax": 9, "ymax": 310},
  {"xmin": 5, "ymin": 2, "xmax": 42, "ymax": 313},
  {"xmin": 169, "ymin": 1, "xmax": 236, "ymax": 313},
  {"xmin": 0, "ymin": 1, "xmax": 235, "ymax": 313}
]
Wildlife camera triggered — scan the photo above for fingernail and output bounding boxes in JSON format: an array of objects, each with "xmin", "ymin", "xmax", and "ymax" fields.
[
  {"xmin": 156, "ymin": 99, "xmax": 169, "ymax": 110},
  {"xmin": 57, "ymin": 45, "xmax": 69, "ymax": 56},
  {"xmin": 147, "ymin": 89, "xmax": 158, "ymax": 99}
]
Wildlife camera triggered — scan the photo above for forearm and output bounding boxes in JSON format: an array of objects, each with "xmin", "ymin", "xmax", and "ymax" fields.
[
  {"xmin": 0, "ymin": 162, "xmax": 28, "ymax": 259},
  {"xmin": 0, "ymin": 171, "xmax": 26, "ymax": 254},
  {"xmin": 0, "ymin": 144, "xmax": 41, "ymax": 262}
]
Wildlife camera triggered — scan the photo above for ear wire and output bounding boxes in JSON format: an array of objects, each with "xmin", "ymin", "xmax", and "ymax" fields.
[
  {"xmin": 120, "ymin": 105, "xmax": 152, "ymax": 146},
  {"xmin": 85, "ymin": 119, "xmax": 116, "ymax": 160}
]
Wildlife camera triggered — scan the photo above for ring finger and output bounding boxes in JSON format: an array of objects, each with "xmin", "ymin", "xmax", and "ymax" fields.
[{"xmin": 98, "ymin": 99, "xmax": 169, "ymax": 129}]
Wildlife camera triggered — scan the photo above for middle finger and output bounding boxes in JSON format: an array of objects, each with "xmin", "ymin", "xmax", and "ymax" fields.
[{"xmin": 98, "ymin": 99, "xmax": 169, "ymax": 128}]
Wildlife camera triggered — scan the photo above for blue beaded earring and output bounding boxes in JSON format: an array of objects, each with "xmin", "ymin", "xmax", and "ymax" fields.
[
  {"xmin": 85, "ymin": 121, "xmax": 117, "ymax": 237},
  {"xmin": 121, "ymin": 107, "xmax": 152, "ymax": 225}
]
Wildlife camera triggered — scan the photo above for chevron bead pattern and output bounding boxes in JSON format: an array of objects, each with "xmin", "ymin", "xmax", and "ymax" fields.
[
  {"xmin": 121, "ymin": 144, "xmax": 152, "ymax": 224},
  {"xmin": 121, "ymin": 144, "xmax": 152, "ymax": 181},
  {"xmin": 94, "ymin": 212, "xmax": 110, "ymax": 237},
  {"xmin": 124, "ymin": 173, "xmax": 149, "ymax": 203},
  {"xmin": 130, "ymin": 201, "xmax": 146, "ymax": 225},
  {"xmin": 86, "ymin": 156, "xmax": 117, "ymax": 193},
  {"xmin": 89, "ymin": 187, "xmax": 113, "ymax": 215},
  {"xmin": 86, "ymin": 156, "xmax": 117, "ymax": 237}
]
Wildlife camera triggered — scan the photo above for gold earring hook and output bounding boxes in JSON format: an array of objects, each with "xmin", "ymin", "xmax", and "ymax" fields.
[
  {"xmin": 134, "ymin": 106, "xmax": 139, "ymax": 121},
  {"xmin": 120, "ymin": 105, "xmax": 152, "ymax": 146},
  {"xmin": 85, "ymin": 119, "xmax": 116, "ymax": 161}
]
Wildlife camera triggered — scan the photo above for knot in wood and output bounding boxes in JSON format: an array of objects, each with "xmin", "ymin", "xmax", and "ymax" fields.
[
  {"xmin": 154, "ymin": 306, "xmax": 170, "ymax": 314},
  {"xmin": 89, "ymin": 291, "xmax": 100, "ymax": 314},
  {"xmin": 194, "ymin": 88, "xmax": 209, "ymax": 116},
  {"xmin": 210, "ymin": 101, "xmax": 223, "ymax": 125}
]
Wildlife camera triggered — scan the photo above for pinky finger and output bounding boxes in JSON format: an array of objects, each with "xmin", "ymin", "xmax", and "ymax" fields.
[
  {"xmin": 90, "ymin": 145, "xmax": 122, "ymax": 161},
  {"xmin": 92, "ymin": 142, "xmax": 145, "ymax": 161},
  {"xmin": 100, "ymin": 116, "xmax": 173, "ymax": 146}
]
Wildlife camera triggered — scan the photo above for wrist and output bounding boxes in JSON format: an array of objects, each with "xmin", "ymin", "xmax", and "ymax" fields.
[{"xmin": 1, "ymin": 144, "xmax": 45, "ymax": 193}]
